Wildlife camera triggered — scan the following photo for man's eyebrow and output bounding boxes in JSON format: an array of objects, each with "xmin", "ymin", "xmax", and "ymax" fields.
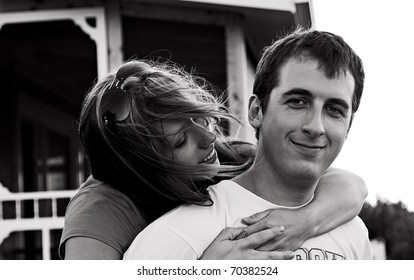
[{"xmin": 281, "ymin": 88, "xmax": 313, "ymax": 98}]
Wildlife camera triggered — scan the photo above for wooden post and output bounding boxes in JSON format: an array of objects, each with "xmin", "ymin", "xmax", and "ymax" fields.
[
  {"xmin": 225, "ymin": 16, "xmax": 256, "ymax": 143},
  {"xmin": 106, "ymin": 0, "xmax": 124, "ymax": 71}
]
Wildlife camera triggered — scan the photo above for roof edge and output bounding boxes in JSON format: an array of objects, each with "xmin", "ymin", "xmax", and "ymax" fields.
[{"xmin": 174, "ymin": 0, "xmax": 296, "ymax": 13}]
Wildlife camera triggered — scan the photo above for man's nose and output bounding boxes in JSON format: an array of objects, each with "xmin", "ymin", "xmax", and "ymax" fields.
[{"xmin": 302, "ymin": 109, "xmax": 325, "ymax": 138}]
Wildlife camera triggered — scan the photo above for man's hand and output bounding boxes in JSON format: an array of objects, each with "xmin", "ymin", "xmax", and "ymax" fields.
[{"xmin": 200, "ymin": 226, "xmax": 294, "ymax": 260}]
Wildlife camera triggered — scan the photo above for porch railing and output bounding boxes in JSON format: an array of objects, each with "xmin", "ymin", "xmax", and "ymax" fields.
[{"xmin": 0, "ymin": 182, "xmax": 77, "ymax": 260}]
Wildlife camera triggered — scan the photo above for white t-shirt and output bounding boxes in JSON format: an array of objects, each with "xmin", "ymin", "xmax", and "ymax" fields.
[{"xmin": 123, "ymin": 180, "xmax": 372, "ymax": 260}]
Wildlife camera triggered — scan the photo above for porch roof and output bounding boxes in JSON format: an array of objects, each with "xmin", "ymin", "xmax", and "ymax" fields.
[{"xmin": 169, "ymin": 0, "xmax": 301, "ymax": 62}]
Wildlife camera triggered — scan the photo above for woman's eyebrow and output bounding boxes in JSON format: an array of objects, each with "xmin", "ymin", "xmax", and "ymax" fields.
[{"xmin": 161, "ymin": 121, "xmax": 188, "ymax": 144}]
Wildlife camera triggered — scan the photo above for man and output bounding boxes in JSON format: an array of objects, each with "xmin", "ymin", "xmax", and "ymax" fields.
[{"xmin": 124, "ymin": 29, "xmax": 372, "ymax": 260}]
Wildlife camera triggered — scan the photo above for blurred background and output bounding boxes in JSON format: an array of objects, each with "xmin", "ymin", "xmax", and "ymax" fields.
[{"xmin": 0, "ymin": 0, "xmax": 412, "ymax": 260}]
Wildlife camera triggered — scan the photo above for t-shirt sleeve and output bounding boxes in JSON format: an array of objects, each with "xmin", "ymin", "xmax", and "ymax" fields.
[
  {"xmin": 362, "ymin": 237, "xmax": 374, "ymax": 259},
  {"xmin": 59, "ymin": 178, "xmax": 148, "ymax": 259},
  {"xmin": 359, "ymin": 224, "xmax": 373, "ymax": 260},
  {"xmin": 348, "ymin": 217, "xmax": 374, "ymax": 260}
]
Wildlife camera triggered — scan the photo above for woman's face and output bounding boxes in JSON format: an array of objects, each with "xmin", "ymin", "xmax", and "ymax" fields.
[{"xmin": 162, "ymin": 118, "xmax": 220, "ymax": 180}]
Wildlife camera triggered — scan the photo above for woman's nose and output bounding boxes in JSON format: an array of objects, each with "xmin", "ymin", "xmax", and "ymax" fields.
[{"xmin": 194, "ymin": 126, "xmax": 217, "ymax": 149}]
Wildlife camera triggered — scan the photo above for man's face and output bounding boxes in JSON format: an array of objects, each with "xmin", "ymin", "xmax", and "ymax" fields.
[{"xmin": 254, "ymin": 57, "xmax": 355, "ymax": 182}]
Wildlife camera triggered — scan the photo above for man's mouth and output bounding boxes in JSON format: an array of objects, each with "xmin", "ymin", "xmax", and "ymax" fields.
[{"xmin": 292, "ymin": 141, "xmax": 325, "ymax": 150}]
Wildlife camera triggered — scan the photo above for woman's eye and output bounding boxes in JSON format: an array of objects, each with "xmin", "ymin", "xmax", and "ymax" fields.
[
  {"xmin": 175, "ymin": 132, "xmax": 187, "ymax": 149},
  {"xmin": 192, "ymin": 117, "xmax": 209, "ymax": 127}
]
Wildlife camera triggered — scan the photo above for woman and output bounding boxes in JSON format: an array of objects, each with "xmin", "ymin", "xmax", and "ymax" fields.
[{"xmin": 60, "ymin": 59, "xmax": 367, "ymax": 259}]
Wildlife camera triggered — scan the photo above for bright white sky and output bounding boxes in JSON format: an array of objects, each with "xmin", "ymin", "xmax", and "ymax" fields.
[{"xmin": 312, "ymin": 0, "xmax": 414, "ymax": 210}]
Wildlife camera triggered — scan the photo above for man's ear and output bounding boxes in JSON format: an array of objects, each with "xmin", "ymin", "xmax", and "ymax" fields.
[{"xmin": 248, "ymin": 95, "xmax": 263, "ymax": 129}]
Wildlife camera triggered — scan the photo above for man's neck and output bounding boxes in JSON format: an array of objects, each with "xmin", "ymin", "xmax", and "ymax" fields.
[{"xmin": 232, "ymin": 162, "xmax": 319, "ymax": 207}]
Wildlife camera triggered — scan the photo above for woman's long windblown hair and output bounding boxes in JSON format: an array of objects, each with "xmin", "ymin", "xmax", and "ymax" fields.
[{"xmin": 79, "ymin": 59, "xmax": 252, "ymax": 220}]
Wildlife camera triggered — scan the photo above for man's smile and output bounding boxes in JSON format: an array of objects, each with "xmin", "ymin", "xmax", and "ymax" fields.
[{"xmin": 290, "ymin": 140, "xmax": 326, "ymax": 157}]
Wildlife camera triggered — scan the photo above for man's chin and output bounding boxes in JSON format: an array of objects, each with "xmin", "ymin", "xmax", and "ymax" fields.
[{"xmin": 287, "ymin": 164, "xmax": 324, "ymax": 185}]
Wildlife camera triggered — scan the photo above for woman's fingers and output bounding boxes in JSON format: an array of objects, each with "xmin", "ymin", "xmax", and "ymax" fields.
[
  {"xmin": 242, "ymin": 209, "xmax": 272, "ymax": 225},
  {"xmin": 236, "ymin": 216, "xmax": 280, "ymax": 240},
  {"xmin": 213, "ymin": 227, "xmax": 246, "ymax": 242},
  {"xmin": 200, "ymin": 226, "xmax": 293, "ymax": 260},
  {"xmin": 253, "ymin": 250, "xmax": 295, "ymax": 260},
  {"xmin": 238, "ymin": 226, "xmax": 285, "ymax": 249}
]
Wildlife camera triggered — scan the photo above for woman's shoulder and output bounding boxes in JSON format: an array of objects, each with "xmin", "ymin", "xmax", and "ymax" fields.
[
  {"xmin": 76, "ymin": 176, "xmax": 124, "ymax": 198},
  {"xmin": 60, "ymin": 176, "xmax": 149, "ymax": 258},
  {"xmin": 70, "ymin": 176, "xmax": 132, "ymax": 207},
  {"xmin": 65, "ymin": 176, "xmax": 146, "ymax": 226}
]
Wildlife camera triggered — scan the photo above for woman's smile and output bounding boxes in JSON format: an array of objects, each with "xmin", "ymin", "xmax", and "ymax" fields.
[{"xmin": 201, "ymin": 148, "xmax": 217, "ymax": 163}]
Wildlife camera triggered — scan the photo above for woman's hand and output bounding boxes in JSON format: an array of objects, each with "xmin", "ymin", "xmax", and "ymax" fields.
[
  {"xmin": 237, "ymin": 208, "xmax": 314, "ymax": 252},
  {"xmin": 200, "ymin": 226, "xmax": 294, "ymax": 260}
]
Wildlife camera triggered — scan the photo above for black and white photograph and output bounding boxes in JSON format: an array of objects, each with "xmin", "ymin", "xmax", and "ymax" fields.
[{"xmin": 0, "ymin": 0, "xmax": 413, "ymax": 278}]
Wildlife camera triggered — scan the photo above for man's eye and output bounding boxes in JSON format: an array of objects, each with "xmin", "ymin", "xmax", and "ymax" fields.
[
  {"xmin": 326, "ymin": 106, "xmax": 345, "ymax": 117},
  {"xmin": 287, "ymin": 98, "xmax": 307, "ymax": 107}
]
